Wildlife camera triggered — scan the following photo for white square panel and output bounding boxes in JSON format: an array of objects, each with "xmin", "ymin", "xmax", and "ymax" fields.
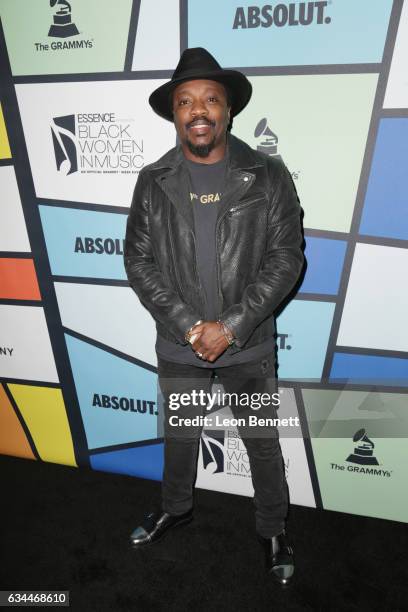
[
  {"xmin": 337, "ymin": 242, "xmax": 408, "ymax": 352},
  {"xmin": 196, "ymin": 387, "xmax": 316, "ymax": 508},
  {"xmin": 132, "ymin": 0, "xmax": 180, "ymax": 71},
  {"xmin": 54, "ymin": 283, "xmax": 157, "ymax": 366},
  {"xmin": 0, "ymin": 166, "xmax": 31, "ymax": 252},
  {"xmin": 15, "ymin": 80, "xmax": 176, "ymax": 207},
  {"xmin": 0, "ymin": 305, "xmax": 58, "ymax": 382},
  {"xmin": 384, "ymin": 0, "xmax": 408, "ymax": 109}
]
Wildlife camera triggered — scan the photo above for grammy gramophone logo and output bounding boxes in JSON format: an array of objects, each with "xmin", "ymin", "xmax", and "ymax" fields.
[
  {"xmin": 346, "ymin": 428, "xmax": 379, "ymax": 466},
  {"xmin": 330, "ymin": 427, "xmax": 391, "ymax": 477},
  {"xmin": 254, "ymin": 119, "xmax": 300, "ymax": 181},
  {"xmin": 254, "ymin": 118, "xmax": 282, "ymax": 159},
  {"xmin": 48, "ymin": 0, "xmax": 79, "ymax": 38}
]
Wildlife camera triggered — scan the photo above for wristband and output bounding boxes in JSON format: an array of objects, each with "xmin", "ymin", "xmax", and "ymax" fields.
[{"xmin": 217, "ymin": 320, "xmax": 235, "ymax": 346}]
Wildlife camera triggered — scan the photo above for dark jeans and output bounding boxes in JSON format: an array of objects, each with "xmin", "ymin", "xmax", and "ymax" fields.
[{"xmin": 157, "ymin": 352, "xmax": 289, "ymax": 538}]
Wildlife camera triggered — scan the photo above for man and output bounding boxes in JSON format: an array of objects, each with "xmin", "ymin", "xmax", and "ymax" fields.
[{"xmin": 124, "ymin": 47, "xmax": 304, "ymax": 586}]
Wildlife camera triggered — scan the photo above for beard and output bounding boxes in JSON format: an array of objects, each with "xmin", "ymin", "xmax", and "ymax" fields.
[{"xmin": 185, "ymin": 135, "xmax": 217, "ymax": 158}]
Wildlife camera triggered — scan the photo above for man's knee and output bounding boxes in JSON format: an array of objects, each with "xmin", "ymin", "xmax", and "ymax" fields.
[{"xmin": 244, "ymin": 436, "xmax": 282, "ymax": 458}]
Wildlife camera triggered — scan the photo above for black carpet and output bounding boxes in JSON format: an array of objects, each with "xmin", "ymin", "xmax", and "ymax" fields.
[{"xmin": 1, "ymin": 454, "xmax": 407, "ymax": 612}]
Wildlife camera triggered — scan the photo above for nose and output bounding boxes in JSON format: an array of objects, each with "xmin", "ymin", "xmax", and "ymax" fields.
[{"xmin": 190, "ymin": 98, "xmax": 208, "ymax": 117}]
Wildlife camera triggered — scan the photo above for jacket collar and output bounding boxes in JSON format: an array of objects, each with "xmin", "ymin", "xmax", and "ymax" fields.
[
  {"xmin": 151, "ymin": 132, "xmax": 262, "ymax": 173},
  {"xmin": 153, "ymin": 133, "xmax": 263, "ymax": 230}
]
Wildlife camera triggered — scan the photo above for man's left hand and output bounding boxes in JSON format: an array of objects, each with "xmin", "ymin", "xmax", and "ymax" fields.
[{"xmin": 190, "ymin": 321, "xmax": 229, "ymax": 362}]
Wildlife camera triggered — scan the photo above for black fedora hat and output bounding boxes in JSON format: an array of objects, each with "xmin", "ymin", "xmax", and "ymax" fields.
[{"xmin": 149, "ymin": 47, "xmax": 252, "ymax": 122}]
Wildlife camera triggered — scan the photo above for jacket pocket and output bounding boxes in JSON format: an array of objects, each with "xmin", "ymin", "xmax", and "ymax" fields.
[{"xmin": 228, "ymin": 196, "xmax": 266, "ymax": 214}]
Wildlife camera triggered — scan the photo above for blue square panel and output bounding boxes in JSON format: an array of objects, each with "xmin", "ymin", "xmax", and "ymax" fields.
[
  {"xmin": 331, "ymin": 352, "xmax": 408, "ymax": 387},
  {"xmin": 360, "ymin": 119, "xmax": 408, "ymax": 240},
  {"xmin": 188, "ymin": 0, "xmax": 392, "ymax": 67},
  {"xmin": 90, "ymin": 443, "xmax": 164, "ymax": 480},
  {"xmin": 300, "ymin": 237, "xmax": 347, "ymax": 295},
  {"xmin": 277, "ymin": 300, "xmax": 335, "ymax": 381}
]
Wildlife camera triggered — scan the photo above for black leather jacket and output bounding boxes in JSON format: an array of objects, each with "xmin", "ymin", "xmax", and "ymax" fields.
[{"xmin": 124, "ymin": 133, "xmax": 304, "ymax": 356}]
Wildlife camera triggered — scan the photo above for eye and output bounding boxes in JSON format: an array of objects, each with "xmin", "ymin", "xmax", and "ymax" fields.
[
  {"xmin": 208, "ymin": 96, "xmax": 218, "ymax": 103},
  {"xmin": 178, "ymin": 98, "xmax": 190, "ymax": 106}
]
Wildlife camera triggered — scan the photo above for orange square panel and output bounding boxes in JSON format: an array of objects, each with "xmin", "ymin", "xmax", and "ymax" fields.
[{"xmin": 0, "ymin": 258, "xmax": 41, "ymax": 300}]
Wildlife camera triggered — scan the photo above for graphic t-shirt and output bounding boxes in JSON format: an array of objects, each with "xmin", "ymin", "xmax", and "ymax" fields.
[
  {"xmin": 155, "ymin": 155, "xmax": 273, "ymax": 368},
  {"xmin": 187, "ymin": 155, "xmax": 226, "ymax": 321}
]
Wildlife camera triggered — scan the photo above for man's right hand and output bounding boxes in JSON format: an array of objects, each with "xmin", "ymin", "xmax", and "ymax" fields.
[{"xmin": 189, "ymin": 321, "xmax": 230, "ymax": 362}]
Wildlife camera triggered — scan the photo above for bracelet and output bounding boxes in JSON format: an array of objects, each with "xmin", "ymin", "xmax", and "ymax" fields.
[
  {"xmin": 184, "ymin": 319, "xmax": 203, "ymax": 343},
  {"xmin": 217, "ymin": 320, "xmax": 235, "ymax": 346}
]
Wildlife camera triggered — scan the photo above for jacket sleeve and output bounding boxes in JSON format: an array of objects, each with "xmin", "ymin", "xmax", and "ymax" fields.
[
  {"xmin": 123, "ymin": 168, "xmax": 203, "ymax": 345},
  {"xmin": 218, "ymin": 160, "xmax": 304, "ymax": 348}
]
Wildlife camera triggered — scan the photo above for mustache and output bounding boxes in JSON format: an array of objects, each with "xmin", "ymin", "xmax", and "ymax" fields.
[{"xmin": 186, "ymin": 117, "xmax": 215, "ymax": 129}]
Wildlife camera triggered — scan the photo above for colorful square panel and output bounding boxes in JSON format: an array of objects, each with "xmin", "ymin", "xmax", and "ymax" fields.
[
  {"xmin": 90, "ymin": 443, "xmax": 163, "ymax": 480},
  {"xmin": 188, "ymin": 0, "xmax": 392, "ymax": 67},
  {"xmin": 8, "ymin": 384, "xmax": 76, "ymax": 466},
  {"xmin": 302, "ymin": 388, "xmax": 408, "ymax": 523},
  {"xmin": 337, "ymin": 243, "xmax": 408, "ymax": 352},
  {"xmin": 0, "ymin": 384, "xmax": 35, "ymax": 460},
  {"xmin": 196, "ymin": 386, "xmax": 316, "ymax": 507},
  {"xmin": 15, "ymin": 80, "xmax": 176, "ymax": 207},
  {"xmin": 132, "ymin": 0, "xmax": 180, "ymax": 71},
  {"xmin": 0, "ymin": 305, "xmax": 58, "ymax": 382},
  {"xmin": 330, "ymin": 352, "xmax": 408, "ymax": 387},
  {"xmin": 360, "ymin": 119, "xmax": 408, "ymax": 240},
  {"xmin": 276, "ymin": 299, "xmax": 335, "ymax": 381},
  {"xmin": 1, "ymin": 0, "xmax": 133, "ymax": 75},
  {"xmin": 0, "ymin": 103, "xmax": 11, "ymax": 159},
  {"xmin": 384, "ymin": 0, "xmax": 408, "ymax": 109},
  {"xmin": 0, "ymin": 259, "xmax": 41, "ymax": 301},
  {"xmin": 0, "ymin": 166, "xmax": 31, "ymax": 252},
  {"xmin": 39, "ymin": 205, "xmax": 127, "ymax": 279},
  {"xmin": 65, "ymin": 334, "xmax": 158, "ymax": 450},
  {"xmin": 233, "ymin": 73, "xmax": 378, "ymax": 232},
  {"xmin": 300, "ymin": 236, "xmax": 347, "ymax": 295},
  {"xmin": 54, "ymin": 282, "xmax": 157, "ymax": 366}
]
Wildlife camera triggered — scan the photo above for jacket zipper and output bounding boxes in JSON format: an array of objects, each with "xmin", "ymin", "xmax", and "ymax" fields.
[
  {"xmin": 191, "ymin": 229, "xmax": 206, "ymax": 317},
  {"xmin": 215, "ymin": 174, "xmax": 257, "ymax": 319},
  {"xmin": 229, "ymin": 196, "xmax": 264, "ymax": 213},
  {"xmin": 168, "ymin": 210, "xmax": 187, "ymax": 304},
  {"xmin": 215, "ymin": 207, "xmax": 233, "ymax": 320}
]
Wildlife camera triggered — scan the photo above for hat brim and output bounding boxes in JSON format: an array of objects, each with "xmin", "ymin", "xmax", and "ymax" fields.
[{"xmin": 149, "ymin": 69, "xmax": 252, "ymax": 122}]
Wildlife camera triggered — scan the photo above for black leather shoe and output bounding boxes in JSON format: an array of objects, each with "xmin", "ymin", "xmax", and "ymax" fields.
[
  {"xmin": 130, "ymin": 508, "xmax": 193, "ymax": 548},
  {"xmin": 257, "ymin": 529, "xmax": 295, "ymax": 586}
]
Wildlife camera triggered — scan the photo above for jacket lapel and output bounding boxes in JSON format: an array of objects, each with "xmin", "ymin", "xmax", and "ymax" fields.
[
  {"xmin": 216, "ymin": 167, "xmax": 255, "ymax": 222},
  {"xmin": 216, "ymin": 133, "xmax": 261, "ymax": 221},
  {"xmin": 156, "ymin": 162, "xmax": 194, "ymax": 230}
]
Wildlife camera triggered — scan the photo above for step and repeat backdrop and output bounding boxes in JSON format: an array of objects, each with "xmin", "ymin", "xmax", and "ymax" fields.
[{"xmin": 0, "ymin": 0, "xmax": 407, "ymax": 524}]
